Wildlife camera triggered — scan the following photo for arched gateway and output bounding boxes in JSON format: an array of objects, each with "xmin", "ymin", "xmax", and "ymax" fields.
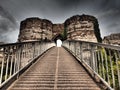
[{"xmin": 18, "ymin": 15, "xmax": 102, "ymax": 43}]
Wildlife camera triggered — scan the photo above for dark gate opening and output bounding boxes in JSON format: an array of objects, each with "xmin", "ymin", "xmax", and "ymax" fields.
[{"xmin": 52, "ymin": 34, "xmax": 64, "ymax": 45}]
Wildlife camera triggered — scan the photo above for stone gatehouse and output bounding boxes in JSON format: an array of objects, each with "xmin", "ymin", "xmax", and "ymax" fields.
[{"xmin": 18, "ymin": 14, "xmax": 102, "ymax": 42}]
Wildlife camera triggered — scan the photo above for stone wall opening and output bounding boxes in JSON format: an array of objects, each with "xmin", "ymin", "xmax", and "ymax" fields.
[
  {"xmin": 18, "ymin": 15, "xmax": 102, "ymax": 43},
  {"xmin": 53, "ymin": 34, "xmax": 64, "ymax": 46},
  {"xmin": 56, "ymin": 39, "xmax": 62, "ymax": 47}
]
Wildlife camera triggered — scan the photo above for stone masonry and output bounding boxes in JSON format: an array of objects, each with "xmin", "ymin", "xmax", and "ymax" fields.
[
  {"xmin": 52, "ymin": 24, "xmax": 64, "ymax": 39},
  {"xmin": 18, "ymin": 18, "xmax": 53, "ymax": 42},
  {"xmin": 103, "ymin": 33, "xmax": 120, "ymax": 45},
  {"xmin": 64, "ymin": 15, "xmax": 100, "ymax": 42},
  {"xmin": 18, "ymin": 14, "xmax": 102, "ymax": 42}
]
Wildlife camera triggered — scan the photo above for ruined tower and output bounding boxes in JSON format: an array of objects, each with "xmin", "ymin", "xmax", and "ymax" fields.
[
  {"xmin": 18, "ymin": 14, "xmax": 102, "ymax": 42},
  {"xmin": 18, "ymin": 17, "xmax": 53, "ymax": 42},
  {"xmin": 64, "ymin": 15, "xmax": 102, "ymax": 42}
]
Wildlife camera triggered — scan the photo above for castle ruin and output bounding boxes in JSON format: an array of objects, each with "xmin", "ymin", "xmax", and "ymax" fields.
[
  {"xmin": 18, "ymin": 14, "xmax": 102, "ymax": 42},
  {"xmin": 103, "ymin": 33, "xmax": 120, "ymax": 45}
]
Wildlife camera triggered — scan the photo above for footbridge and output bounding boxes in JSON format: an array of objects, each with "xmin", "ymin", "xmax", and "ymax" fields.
[{"xmin": 0, "ymin": 40, "xmax": 120, "ymax": 90}]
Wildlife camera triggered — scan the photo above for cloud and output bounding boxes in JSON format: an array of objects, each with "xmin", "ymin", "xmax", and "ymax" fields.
[
  {"xmin": 0, "ymin": 0, "xmax": 120, "ymax": 41},
  {"xmin": 0, "ymin": 6, "xmax": 18, "ymax": 43}
]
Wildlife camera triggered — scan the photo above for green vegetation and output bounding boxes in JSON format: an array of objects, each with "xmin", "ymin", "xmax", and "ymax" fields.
[
  {"xmin": 97, "ymin": 48, "xmax": 120, "ymax": 90},
  {"xmin": 61, "ymin": 27, "xmax": 67, "ymax": 40},
  {"xmin": 63, "ymin": 27, "xmax": 67, "ymax": 40}
]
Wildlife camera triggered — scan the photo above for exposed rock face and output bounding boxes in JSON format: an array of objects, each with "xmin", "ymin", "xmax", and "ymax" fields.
[
  {"xmin": 18, "ymin": 14, "xmax": 102, "ymax": 42},
  {"xmin": 103, "ymin": 33, "xmax": 120, "ymax": 45},
  {"xmin": 64, "ymin": 15, "xmax": 102, "ymax": 42},
  {"xmin": 18, "ymin": 18, "xmax": 53, "ymax": 42}
]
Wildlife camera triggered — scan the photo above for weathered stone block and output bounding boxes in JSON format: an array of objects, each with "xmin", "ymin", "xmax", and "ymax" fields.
[{"xmin": 18, "ymin": 14, "xmax": 102, "ymax": 43}]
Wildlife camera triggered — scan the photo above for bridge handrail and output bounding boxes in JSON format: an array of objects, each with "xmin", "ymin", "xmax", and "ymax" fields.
[
  {"xmin": 63, "ymin": 40, "xmax": 120, "ymax": 90},
  {"xmin": 0, "ymin": 40, "xmax": 52, "ymax": 47},
  {"xmin": 0, "ymin": 40, "xmax": 55, "ymax": 89},
  {"xmin": 67, "ymin": 40, "xmax": 120, "ymax": 50}
]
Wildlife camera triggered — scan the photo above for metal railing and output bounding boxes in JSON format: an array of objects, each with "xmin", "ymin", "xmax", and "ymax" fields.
[
  {"xmin": 0, "ymin": 41, "xmax": 55, "ymax": 88},
  {"xmin": 63, "ymin": 40, "xmax": 120, "ymax": 90}
]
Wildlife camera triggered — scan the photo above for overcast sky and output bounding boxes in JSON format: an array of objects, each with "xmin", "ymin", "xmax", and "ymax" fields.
[{"xmin": 0, "ymin": 0, "xmax": 120, "ymax": 42}]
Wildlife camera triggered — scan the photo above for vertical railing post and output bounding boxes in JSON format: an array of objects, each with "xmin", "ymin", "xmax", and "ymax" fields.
[
  {"xmin": 69, "ymin": 41, "xmax": 70, "ymax": 50},
  {"xmin": 94, "ymin": 50, "xmax": 98, "ymax": 73},
  {"xmin": 17, "ymin": 45, "xmax": 23, "ymax": 78},
  {"xmin": 40, "ymin": 42, "xmax": 42, "ymax": 55},
  {"xmin": 69, "ymin": 41, "xmax": 71, "ymax": 51},
  {"xmin": 74, "ymin": 41, "xmax": 76, "ymax": 56},
  {"xmin": 13, "ymin": 46, "xmax": 17, "ymax": 74},
  {"xmin": 117, "ymin": 50, "xmax": 120, "ymax": 89},
  {"xmin": 41, "ymin": 42, "xmax": 43, "ymax": 53},
  {"xmin": 104, "ymin": 49, "xmax": 110, "ymax": 85},
  {"xmin": 10, "ymin": 46, "xmax": 14, "ymax": 76},
  {"xmin": 72, "ymin": 42, "xmax": 74, "ymax": 53},
  {"xmin": 0, "ymin": 48, "xmax": 5, "ymax": 84},
  {"xmin": 100, "ymin": 48, "xmax": 105, "ymax": 80},
  {"xmin": 114, "ymin": 50, "xmax": 120, "ymax": 89},
  {"xmin": 32, "ymin": 43, "xmax": 35, "ymax": 59},
  {"xmin": 37, "ymin": 42, "xmax": 40, "ymax": 55},
  {"xmin": 97, "ymin": 50, "xmax": 102, "ymax": 77},
  {"xmin": 79, "ymin": 42, "xmax": 83, "ymax": 62},
  {"xmin": 5, "ymin": 47, "xmax": 10, "ymax": 81},
  {"xmin": 90, "ymin": 44, "xmax": 96, "ymax": 71},
  {"xmin": 109, "ymin": 49, "xmax": 115, "ymax": 88}
]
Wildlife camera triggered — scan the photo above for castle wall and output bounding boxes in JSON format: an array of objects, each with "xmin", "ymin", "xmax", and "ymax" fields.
[
  {"xmin": 18, "ymin": 15, "xmax": 101, "ymax": 43},
  {"xmin": 18, "ymin": 18, "xmax": 53, "ymax": 42},
  {"xmin": 103, "ymin": 33, "xmax": 120, "ymax": 45},
  {"xmin": 64, "ymin": 15, "xmax": 98, "ymax": 42}
]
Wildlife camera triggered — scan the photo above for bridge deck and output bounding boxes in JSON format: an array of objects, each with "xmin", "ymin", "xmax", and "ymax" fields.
[{"xmin": 8, "ymin": 47, "xmax": 101, "ymax": 90}]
